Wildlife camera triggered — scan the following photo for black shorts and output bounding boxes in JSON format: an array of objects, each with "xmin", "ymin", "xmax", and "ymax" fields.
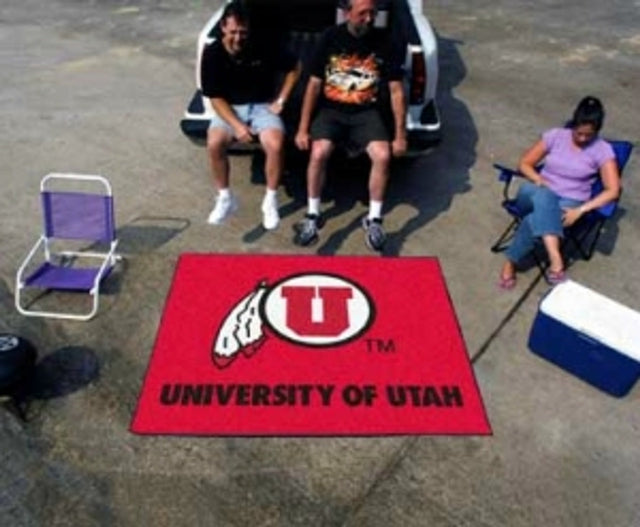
[{"xmin": 310, "ymin": 107, "xmax": 390, "ymax": 151}]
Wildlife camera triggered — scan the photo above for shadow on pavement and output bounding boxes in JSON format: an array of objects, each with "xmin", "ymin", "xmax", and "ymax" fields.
[
  {"xmin": 29, "ymin": 346, "xmax": 100, "ymax": 400},
  {"xmin": 383, "ymin": 36, "xmax": 476, "ymax": 255},
  {"xmin": 116, "ymin": 215, "xmax": 191, "ymax": 255},
  {"xmin": 588, "ymin": 207, "xmax": 624, "ymax": 257},
  {"xmin": 2, "ymin": 346, "xmax": 100, "ymax": 421}
]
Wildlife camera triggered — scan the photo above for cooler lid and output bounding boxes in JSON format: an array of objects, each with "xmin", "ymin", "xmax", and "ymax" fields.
[{"xmin": 539, "ymin": 280, "xmax": 640, "ymax": 362}]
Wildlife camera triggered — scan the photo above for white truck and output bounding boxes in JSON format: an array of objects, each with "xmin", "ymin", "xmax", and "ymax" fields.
[{"xmin": 180, "ymin": 0, "xmax": 441, "ymax": 154}]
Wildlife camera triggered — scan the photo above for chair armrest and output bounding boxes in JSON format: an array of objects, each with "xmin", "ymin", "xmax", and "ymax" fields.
[
  {"xmin": 493, "ymin": 163, "xmax": 523, "ymax": 202},
  {"xmin": 493, "ymin": 163, "xmax": 544, "ymax": 202},
  {"xmin": 90, "ymin": 240, "xmax": 120, "ymax": 294},
  {"xmin": 492, "ymin": 163, "xmax": 522, "ymax": 184}
]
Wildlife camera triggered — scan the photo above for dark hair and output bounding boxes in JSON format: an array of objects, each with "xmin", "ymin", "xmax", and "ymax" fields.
[
  {"xmin": 570, "ymin": 96, "xmax": 605, "ymax": 132},
  {"xmin": 221, "ymin": 1, "xmax": 250, "ymax": 26}
]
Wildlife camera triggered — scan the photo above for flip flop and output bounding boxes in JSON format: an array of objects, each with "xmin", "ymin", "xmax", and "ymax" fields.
[
  {"xmin": 498, "ymin": 275, "xmax": 516, "ymax": 290},
  {"xmin": 546, "ymin": 269, "xmax": 567, "ymax": 285}
]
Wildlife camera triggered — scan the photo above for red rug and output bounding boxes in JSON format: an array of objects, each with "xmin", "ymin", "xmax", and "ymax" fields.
[{"xmin": 131, "ymin": 254, "xmax": 491, "ymax": 436}]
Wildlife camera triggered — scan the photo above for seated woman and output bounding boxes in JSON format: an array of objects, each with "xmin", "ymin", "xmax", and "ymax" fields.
[{"xmin": 499, "ymin": 96, "xmax": 621, "ymax": 288}]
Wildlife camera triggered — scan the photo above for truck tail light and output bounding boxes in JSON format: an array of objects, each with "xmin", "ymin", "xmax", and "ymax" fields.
[{"xmin": 410, "ymin": 50, "xmax": 426, "ymax": 105}]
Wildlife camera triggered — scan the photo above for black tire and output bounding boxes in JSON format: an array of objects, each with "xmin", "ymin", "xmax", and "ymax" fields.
[{"xmin": 0, "ymin": 334, "xmax": 37, "ymax": 397}]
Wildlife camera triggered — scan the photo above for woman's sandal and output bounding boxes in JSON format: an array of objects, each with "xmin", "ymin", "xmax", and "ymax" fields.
[
  {"xmin": 546, "ymin": 269, "xmax": 567, "ymax": 286},
  {"xmin": 498, "ymin": 274, "xmax": 517, "ymax": 290}
]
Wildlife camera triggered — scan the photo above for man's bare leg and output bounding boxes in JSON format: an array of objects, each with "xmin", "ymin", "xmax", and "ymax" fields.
[
  {"xmin": 293, "ymin": 139, "xmax": 334, "ymax": 246},
  {"xmin": 259, "ymin": 128, "xmax": 285, "ymax": 229},
  {"xmin": 206, "ymin": 127, "xmax": 237, "ymax": 224}
]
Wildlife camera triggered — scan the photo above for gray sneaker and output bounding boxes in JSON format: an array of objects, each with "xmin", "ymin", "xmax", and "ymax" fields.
[
  {"xmin": 362, "ymin": 217, "xmax": 386, "ymax": 252},
  {"xmin": 293, "ymin": 214, "xmax": 322, "ymax": 246}
]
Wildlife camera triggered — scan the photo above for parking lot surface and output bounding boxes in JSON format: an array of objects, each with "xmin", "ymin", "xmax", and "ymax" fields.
[{"xmin": 1, "ymin": 1, "xmax": 639, "ymax": 525}]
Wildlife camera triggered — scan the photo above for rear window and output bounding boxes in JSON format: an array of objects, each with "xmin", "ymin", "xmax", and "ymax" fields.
[{"xmin": 246, "ymin": 0, "xmax": 336, "ymax": 33}]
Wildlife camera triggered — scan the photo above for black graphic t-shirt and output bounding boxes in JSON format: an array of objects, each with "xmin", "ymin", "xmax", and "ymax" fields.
[
  {"xmin": 201, "ymin": 41, "xmax": 296, "ymax": 104},
  {"xmin": 310, "ymin": 24, "xmax": 404, "ymax": 113}
]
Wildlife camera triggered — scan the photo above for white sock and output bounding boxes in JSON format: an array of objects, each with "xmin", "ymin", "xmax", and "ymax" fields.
[
  {"xmin": 368, "ymin": 200, "xmax": 383, "ymax": 220},
  {"xmin": 218, "ymin": 188, "xmax": 231, "ymax": 200},
  {"xmin": 263, "ymin": 188, "xmax": 277, "ymax": 205},
  {"xmin": 308, "ymin": 197, "xmax": 321, "ymax": 216}
]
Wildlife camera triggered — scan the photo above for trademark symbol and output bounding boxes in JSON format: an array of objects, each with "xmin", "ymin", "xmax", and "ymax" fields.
[{"xmin": 365, "ymin": 338, "xmax": 396, "ymax": 353}]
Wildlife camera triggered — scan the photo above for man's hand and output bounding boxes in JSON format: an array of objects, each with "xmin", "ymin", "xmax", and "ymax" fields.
[
  {"xmin": 234, "ymin": 123, "xmax": 254, "ymax": 143},
  {"xmin": 392, "ymin": 137, "xmax": 407, "ymax": 157},
  {"xmin": 269, "ymin": 99, "xmax": 285, "ymax": 115},
  {"xmin": 295, "ymin": 130, "xmax": 310, "ymax": 151}
]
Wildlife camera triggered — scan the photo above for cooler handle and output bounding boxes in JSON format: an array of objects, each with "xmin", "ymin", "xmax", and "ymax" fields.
[{"xmin": 577, "ymin": 330, "xmax": 600, "ymax": 346}]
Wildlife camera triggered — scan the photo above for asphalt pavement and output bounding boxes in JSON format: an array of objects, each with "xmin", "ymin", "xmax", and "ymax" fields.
[{"xmin": 1, "ymin": 1, "xmax": 639, "ymax": 525}]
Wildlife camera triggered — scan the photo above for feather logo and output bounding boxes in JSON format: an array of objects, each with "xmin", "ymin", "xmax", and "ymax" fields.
[
  {"xmin": 211, "ymin": 273, "xmax": 374, "ymax": 369},
  {"xmin": 212, "ymin": 281, "xmax": 268, "ymax": 369}
]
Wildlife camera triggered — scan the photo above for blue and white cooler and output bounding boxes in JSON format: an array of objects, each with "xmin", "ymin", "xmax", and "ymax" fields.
[{"xmin": 528, "ymin": 280, "xmax": 640, "ymax": 397}]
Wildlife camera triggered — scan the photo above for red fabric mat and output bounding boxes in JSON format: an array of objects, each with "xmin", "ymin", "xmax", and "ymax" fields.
[{"xmin": 131, "ymin": 254, "xmax": 491, "ymax": 436}]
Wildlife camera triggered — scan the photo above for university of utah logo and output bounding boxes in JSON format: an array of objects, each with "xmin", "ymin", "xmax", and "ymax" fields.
[{"xmin": 212, "ymin": 273, "xmax": 375, "ymax": 369}]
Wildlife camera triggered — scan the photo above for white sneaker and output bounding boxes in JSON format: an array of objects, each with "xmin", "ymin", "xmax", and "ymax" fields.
[
  {"xmin": 261, "ymin": 199, "xmax": 280, "ymax": 230},
  {"xmin": 207, "ymin": 194, "xmax": 238, "ymax": 225}
]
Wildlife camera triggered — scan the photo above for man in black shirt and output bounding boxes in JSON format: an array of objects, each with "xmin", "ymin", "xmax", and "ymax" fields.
[
  {"xmin": 294, "ymin": 0, "xmax": 407, "ymax": 251},
  {"xmin": 201, "ymin": 2, "xmax": 300, "ymax": 230}
]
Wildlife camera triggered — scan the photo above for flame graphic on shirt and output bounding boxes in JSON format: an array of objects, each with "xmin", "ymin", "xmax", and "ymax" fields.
[
  {"xmin": 324, "ymin": 53, "xmax": 380, "ymax": 105},
  {"xmin": 212, "ymin": 282, "xmax": 268, "ymax": 369}
]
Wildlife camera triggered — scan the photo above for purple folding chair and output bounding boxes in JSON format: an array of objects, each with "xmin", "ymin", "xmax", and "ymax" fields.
[{"xmin": 15, "ymin": 173, "xmax": 119, "ymax": 321}]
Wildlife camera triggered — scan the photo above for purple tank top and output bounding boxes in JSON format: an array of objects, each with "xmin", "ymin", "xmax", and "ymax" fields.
[{"xmin": 541, "ymin": 128, "xmax": 615, "ymax": 201}]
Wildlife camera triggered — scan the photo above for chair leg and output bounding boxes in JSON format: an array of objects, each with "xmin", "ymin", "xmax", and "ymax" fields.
[
  {"xmin": 532, "ymin": 239, "xmax": 571, "ymax": 276},
  {"xmin": 490, "ymin": 218, "xmax": 519, "ymax": 253},
  {"xmin": 532, "ymin": 246, "xmax": 548, "ymax": 275},
  {"xmin": 533, "ymin": 243, "xmax": 572, "ymax": 284}
]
